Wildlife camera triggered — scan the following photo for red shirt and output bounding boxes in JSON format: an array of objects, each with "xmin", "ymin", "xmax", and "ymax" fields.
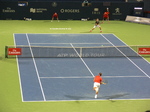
[
  {"xmin": 94, "ymin": 75, "xmax": 102, "ymax": 83},
  {"xmin": 103, "ymin": 12, "xmax": 109, "ymax": 18},
  {"xmin": 52, "ymin": 13, "xmax": 58, "ymax": 18}
]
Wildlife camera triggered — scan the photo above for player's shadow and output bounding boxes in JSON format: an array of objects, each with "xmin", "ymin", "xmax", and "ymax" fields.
[
  {"xmin": 104, "ymin": 93, "xmax": 130, "ymax": 100},
  {"xmin": 64, "ymin": 95, "xmax": 93, "ymax": 101}
]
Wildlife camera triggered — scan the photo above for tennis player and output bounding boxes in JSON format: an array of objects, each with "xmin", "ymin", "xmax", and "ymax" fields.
[
  {"xmin": 102, "ymin": 10, "xmax": 110, "ymax": 23},
  {"xmin": 93, "ymin": 73, "xmax": 105, "ymax": 98},
  {"xmin": 51, "ymin": 12, "xmax": 59, "ymax": 22},
  {"xmin": 90, "ymin": 18, "xmax": 102, "ymax": 33}
]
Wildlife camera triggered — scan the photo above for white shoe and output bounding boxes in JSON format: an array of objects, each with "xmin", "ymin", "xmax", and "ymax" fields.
[{"xmin": 95, "ymin": 95, "xmax": 97, "ymax": 99}]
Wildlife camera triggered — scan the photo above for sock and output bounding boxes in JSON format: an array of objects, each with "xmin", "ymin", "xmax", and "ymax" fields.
[{"xmin": 95, "ymin": 94, "xmax": 97, "ymax": 98}]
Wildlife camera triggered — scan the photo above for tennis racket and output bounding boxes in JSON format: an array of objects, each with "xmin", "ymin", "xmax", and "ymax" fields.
[{"xmin": 102, "ymin": 79, "xmax": 108, "ymax": 85}]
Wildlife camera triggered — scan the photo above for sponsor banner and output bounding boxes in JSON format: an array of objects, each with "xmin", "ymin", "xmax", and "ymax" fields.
[
  {"xmin": 8, "ymin": 48, "xmax": 22, "ymax": 55},
  {"xmin": 30, "ymin": 8, "xmax": 47, "ymax": 13},
  {"xmin": 2, "ymin": 7, "xmax": 15, "ymax": 13},
  {"xmin": 112, "ymin": 8, "xmax": 122, "ymax": 15},
  {"xmin": 125, "ymin": 15, "xmax": 150, "ymax": 25},
  {"xmin": 60, "ymin": 9, "xmax": 80, "ymax": 13},
  {"xmin": 138, "ymin": 48, "xmax": 150, "ymax": 55},
  {"xmin": 51, "ymin": 2, "xmax": 57, "ymax": 7},
  {"xmin": 92, "ymin": 8, "xmax": 100, "ymax": 15}
]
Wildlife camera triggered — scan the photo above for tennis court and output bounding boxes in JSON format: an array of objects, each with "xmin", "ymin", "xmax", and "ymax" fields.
[{"xmin": 13, "ymin": 33, "xmax": 150, "ymax": 102}]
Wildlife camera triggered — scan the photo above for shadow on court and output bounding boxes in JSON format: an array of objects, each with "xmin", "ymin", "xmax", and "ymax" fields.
[
  {"xmin": 64, "ymin": 92, "xmax": 130, "ymax": 101},
  {"xmin": 64, "ymin": 95, "xmax": 94, "ymax": 100},
  {"xmin": 104, "ymin": 92, "xmax": 130, "ymax": 100}
]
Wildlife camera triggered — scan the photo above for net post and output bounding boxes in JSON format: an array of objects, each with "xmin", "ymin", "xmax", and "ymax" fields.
[
  {"xmin": 5, "ymin": 46, "xmax": 8, "ymax": 58},
  {"xmin": 136, "ymin": 45, "xmax": 138, "ymax": 56}
]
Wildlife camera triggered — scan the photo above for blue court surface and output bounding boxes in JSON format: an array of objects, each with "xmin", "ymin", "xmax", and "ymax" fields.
[{"xmin": 14, "ymin": 33, "xmax": 150, "ymax": 102}]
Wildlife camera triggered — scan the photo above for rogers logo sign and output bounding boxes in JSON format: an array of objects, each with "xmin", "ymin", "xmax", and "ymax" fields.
[
  {"xmin": 138, "ymin": 48, "xmax": 150, "ymax": 55},
  {"xmin": 60, "ymin": 9, "xmax": 80, "ymax": 13}
]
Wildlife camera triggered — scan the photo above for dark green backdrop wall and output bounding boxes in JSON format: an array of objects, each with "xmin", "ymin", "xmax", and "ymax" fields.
[{"xmin": 0, "ymin": 1, "xmax": 143, "ymax": 20}]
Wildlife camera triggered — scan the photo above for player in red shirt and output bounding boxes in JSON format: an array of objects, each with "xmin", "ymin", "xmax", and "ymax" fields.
[
  {"xmin": 93, "ymin": 73, "xmax": 106, "ymax": 98},
  {"xmin": 51, "ymin": 12, "xmax": 59, "ymax": 22},
  {"xmin": 102, "ymin": 8, "xmax": 110, "ymax": 23}
]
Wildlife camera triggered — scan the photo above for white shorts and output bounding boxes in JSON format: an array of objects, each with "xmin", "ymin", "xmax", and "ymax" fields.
[
  {"xmin": 93, "ymin": 25, "xmax": 100, "ymax": 28},
  {"xmin": 93, "ymin": 82, "xmax": 100, "ymax": 88}
]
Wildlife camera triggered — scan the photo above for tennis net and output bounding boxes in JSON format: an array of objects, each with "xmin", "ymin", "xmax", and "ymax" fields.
[{"xmin": 5, "ymin": 45, "xmax": 150, "ymax": 58}]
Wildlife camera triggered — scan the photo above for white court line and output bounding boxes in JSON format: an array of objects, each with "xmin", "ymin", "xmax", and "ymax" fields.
[
  {"xmin": 13, "ymin": 34, "xmax": 24, "ymax": 102},
  {"xmin": 40, "ymin": 76, "xmax": 93, "ymax": 79},
  {"xmin": 101, "ymin": 34, "xmax": 150, "ymax": 79},
  {"xmin": 40, "ymin": 76, "xmax": 147, "ymax": 79},
  {"xmin": 30, "ymin": 43, "xmax": 111, "ymax": 45},
  {"xmin": 22, "ymin": 98, "xmax": 150, "ymax": 102},
  {"xmin": 26, "ymin": 34, "xmax": 46, "ymax": 101}
]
